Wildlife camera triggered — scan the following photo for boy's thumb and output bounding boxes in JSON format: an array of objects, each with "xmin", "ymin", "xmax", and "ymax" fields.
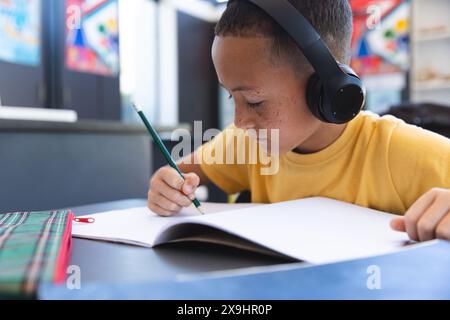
[
  {"xmin": 390, "ymin": 218, "xmax": 406, "ymax": 232},
  {"xmin": 182, "ymin": 173, "xmax": 200, "ymax": 194}
]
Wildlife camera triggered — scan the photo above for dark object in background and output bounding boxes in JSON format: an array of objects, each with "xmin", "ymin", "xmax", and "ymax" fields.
[
  {"xmin": 235, "ymin": 190, "xmax": 252, "ymax": 203},
  {"xmin": 381, "ymin": 102, "xmax": 450, "ymax": 138},
  {"xmin": 177, "ymin": 12, "xmax": 219, "ymax": 132}
]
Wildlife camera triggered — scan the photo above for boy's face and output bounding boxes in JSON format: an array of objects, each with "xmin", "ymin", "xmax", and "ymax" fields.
[{"xmin": 212, "ymin": 36, "xmax": 324, "ymax": 155}]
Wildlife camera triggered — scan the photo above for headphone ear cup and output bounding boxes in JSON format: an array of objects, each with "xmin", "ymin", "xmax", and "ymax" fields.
[
  {"xmin": 306, "ymin": 73, "xmax": 327, "ymax": 122},
  {"xmin": 306, "ymin": 65, "xmax": 365, "ymax": 124}
]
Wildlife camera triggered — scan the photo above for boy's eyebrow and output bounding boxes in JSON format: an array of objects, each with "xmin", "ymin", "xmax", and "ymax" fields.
[{"xmin": 219, "ymin": 82, "xmax": 258, "ymax": 92}]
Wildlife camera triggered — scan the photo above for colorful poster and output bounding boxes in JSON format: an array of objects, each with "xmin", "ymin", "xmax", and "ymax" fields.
[
  {"xmin": 66, "ymin": 0, "xmax": 119, "ymax": 76},
  {"xmin": 0, "ymin": 0, "xmax": 41, "ymax": 66},
  {"xmin": 350, "ymin": 0, "xmax": 410, "ymax": 76}
]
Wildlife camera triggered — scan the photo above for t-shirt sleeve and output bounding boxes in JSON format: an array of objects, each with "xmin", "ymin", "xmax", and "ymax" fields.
[
  {"xmin": 197, "ymin": 125, "xmax": 251, "ymax": 195},
  {"xmin": 389, "ymin": 122, "xmax": 450, "ymax": 210}
]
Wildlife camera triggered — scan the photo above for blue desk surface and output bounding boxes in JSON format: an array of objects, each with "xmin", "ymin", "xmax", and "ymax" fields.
[{"xmin": 40, "ymin": 200, "xmax": 450, "ymax": 300}]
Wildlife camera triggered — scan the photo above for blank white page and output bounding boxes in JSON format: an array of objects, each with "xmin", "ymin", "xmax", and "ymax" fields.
[
  {"xmin": 72, "ymin": 202, "xmax": 259, "ymax": 247},
  {"xmin": 155, "ymin": 197, "xmax": 412, "ymax": 264}
]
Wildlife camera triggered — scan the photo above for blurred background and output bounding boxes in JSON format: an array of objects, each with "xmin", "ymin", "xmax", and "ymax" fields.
[{"xmin": 0, "ymin": 0, "xmax": 449, "ymax": 212}]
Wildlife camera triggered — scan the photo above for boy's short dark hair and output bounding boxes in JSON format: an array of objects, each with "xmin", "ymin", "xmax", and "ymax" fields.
[{"xmin": 215, "ymin": 0, "xmax": 353, "ymax": 72}]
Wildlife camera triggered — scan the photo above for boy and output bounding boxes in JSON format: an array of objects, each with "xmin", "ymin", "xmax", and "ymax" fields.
[{"xmin": 148, "ymin": 0, "xmax": 450, "ymax": 242}]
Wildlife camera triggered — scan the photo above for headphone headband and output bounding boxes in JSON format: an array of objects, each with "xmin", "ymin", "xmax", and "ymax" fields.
[{"xmin": 247, "ymin": 0, "xmax": 345, "ymax": 84}]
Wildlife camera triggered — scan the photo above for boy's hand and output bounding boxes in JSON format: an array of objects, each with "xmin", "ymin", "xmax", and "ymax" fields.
[
  {"xmin": 391, "ymin": 188, "xmax": 450, "ymax": 241},
  {"xmin": 148, "ymin": 166, "xmax": 200, "ymax": 216}
]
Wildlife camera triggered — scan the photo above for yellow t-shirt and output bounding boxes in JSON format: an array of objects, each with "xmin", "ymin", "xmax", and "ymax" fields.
[{"xmin": 198, "ymin": 111, "xmax": 450, "ymax": 215}]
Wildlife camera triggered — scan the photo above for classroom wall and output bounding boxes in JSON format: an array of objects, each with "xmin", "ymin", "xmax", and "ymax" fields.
[{"xmin": 0, "ymin": 0, "xmax": 121, "ymax": 120}]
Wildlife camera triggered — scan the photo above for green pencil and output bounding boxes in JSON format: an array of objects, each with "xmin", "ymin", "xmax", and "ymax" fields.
[{"xmin": 132, "ymin": 103, "xmax": 204, "ymax": 215}]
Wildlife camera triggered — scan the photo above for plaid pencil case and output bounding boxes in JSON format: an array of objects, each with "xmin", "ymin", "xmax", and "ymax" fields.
[{"xmin": 0, "ymin": 210, "xmax": 74, "ymax": 298}]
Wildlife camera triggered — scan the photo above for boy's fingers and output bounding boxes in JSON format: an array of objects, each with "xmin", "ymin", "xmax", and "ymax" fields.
[
  {"xmin": 148, "ymin": 202, "xmax": 177, "ymax": 217},
  {"xmin": 160, "ymin": 167, "xmax": 185, "ymax": 190},
  {"xmin": 390, "ymin": 218, "xmax": 406, "ymax": 232},
  {"xmin": 436, "ymin": 213, "xmax": 450, "ymax": 240},
  {"xmin": 147, "ymin": 195, "xmax": 177, "ymax": 217},
  {"xmin": 416, "ymin": 197, "xmax": 450, "ymax": 241},
  {"xmin": 149, "ymin": 192, "xmax": 182, "ymax": 214},
  {"xmin": 182, "ymin": 173, "xmax": 200, "ymax": 195},
  {"xmin": 404, "ymin": 191, "xmax": 436, "ymax": 241},
  {"xmin": 152, "ymin": 179, "xmax": 192, "ymax": 207}
]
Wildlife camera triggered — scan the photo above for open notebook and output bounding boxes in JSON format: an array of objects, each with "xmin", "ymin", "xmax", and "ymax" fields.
[{"xmin": 72, "ymin": 197, "xmax": 415, "ymax": 264}]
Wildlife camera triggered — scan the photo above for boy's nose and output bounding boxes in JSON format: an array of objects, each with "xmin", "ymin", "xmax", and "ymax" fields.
[{"xmin": 234, "ymin": 105, "xmax": 255, "ymax": 130}]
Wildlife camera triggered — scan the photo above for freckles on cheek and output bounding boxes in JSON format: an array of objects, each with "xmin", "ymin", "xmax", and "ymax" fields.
[{"xmin": 257, "ymin": 104, "xmax": 286, "ymax": 129}]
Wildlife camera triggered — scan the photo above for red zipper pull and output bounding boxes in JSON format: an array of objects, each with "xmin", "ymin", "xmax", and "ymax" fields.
[{"xmin": 73, "ymin": 217, "xmax": 95, "ymax": 223}]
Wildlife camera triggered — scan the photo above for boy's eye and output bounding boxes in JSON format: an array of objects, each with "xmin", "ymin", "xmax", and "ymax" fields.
[
  {"xmin": 247, "ymin": 101, "xmax": 264, "ymax": 108},
  {"xmin": 227, "ymin": 93, "xmax": 264, "ymax": 108}
]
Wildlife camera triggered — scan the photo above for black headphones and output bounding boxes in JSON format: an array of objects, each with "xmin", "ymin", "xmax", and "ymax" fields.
[{"xmin": 246, "ymin": 0, "xmax": 366, "ymax": 124}]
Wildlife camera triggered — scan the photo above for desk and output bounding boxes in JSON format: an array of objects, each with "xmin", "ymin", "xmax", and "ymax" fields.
[{"xmin": 40, "ymin": 200, "xmax": 450, "ymax": 299}]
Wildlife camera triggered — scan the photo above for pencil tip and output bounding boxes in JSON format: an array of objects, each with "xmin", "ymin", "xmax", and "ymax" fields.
[
  {"xmin": 197, "ymin": 206, "xmax": 205, "ymax": 215},
  {"xmin": 131, "ymin": 103, "xmax": 142, "ymax": 113}
]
